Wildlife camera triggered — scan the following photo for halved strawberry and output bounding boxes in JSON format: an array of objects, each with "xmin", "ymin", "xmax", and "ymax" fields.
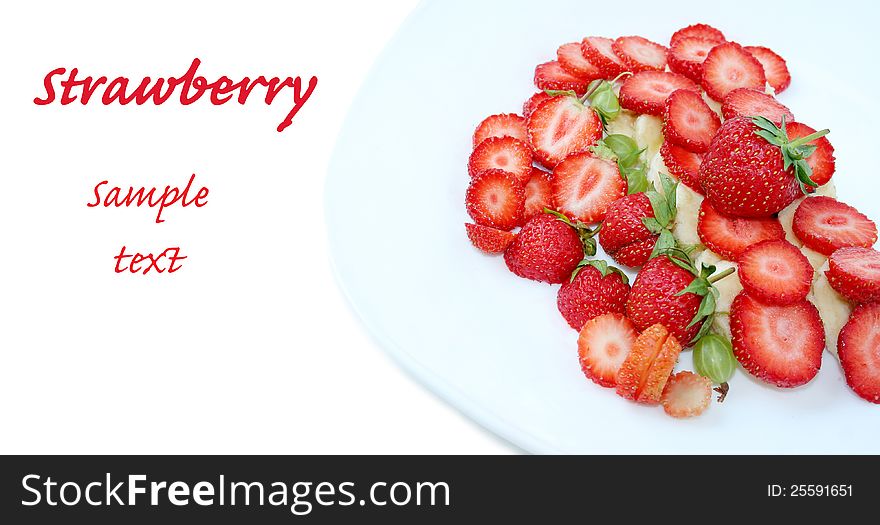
[
  {"xmin": 793, "ymin": 197, "xmax": 878, "ymax": 256},
  {"xmin": 523, "ymin": 92, "xmax": 551, "ymax": 119},
  {"xmin": 668, "ymin": 37, "xmax": 718, "ymax": 83},
  {"xmin": 786, "ymin": 122, "xmax": 836, "ymax": 187},
  {"xmin": 465, "ymin": 169, "xmax": 526, "ymax": 231},
  {"xmin": 616, "ymin": 323, "xmax": 682, "ymax": 405},
  {"xmin": 827, "ymin": 247, "xmax": 880, "ymax": 304},
  {"xmin": 701, "ymin": 42, "xmax": 766, "ymax": 101},
  {"xmin": 660, "ymin": 141, "xmax": 703, "ymax": 193},
  {"xmin": 618, "ymin": 70, "xmax": 699, "ymax": 116},
  {"xmin": 465, "ymin": 223, "xmax": 516, "ymax": 254},
  {"xmin": 557, "ymin": 42, "xmax": 604, "ymax": 81},
  {"xmin": 720, "ymin": 88, "xmax": 794, "ymax": 123},
  {"xmin": 663, "ymin": 89, "xmax": 721, "ymax": 153},
  {"xmin": 580, "ymin": 36, "xmax": 626, "ymax": 77},
  {"xmin": 473, "ymin": 113, "xmax": 528, "ymax": 148},
  {"xmin": 738, "ymin": 239, "xmax": 813, "ymax": 305},
  {"xmin": 670, "ymin": 23, "xmax": 726, "ymax": 47},
  {"xmin": 744, "ymin": 46, "xmax": 791, "ymax": 93},
  {"xmin": 837, "ymin": 303, "xmax": 880, "ymax": 403},
  {"xmin": 523, "ymin": 167, "xmax": 554, "ymax": 220},
  {"xmin": 534, "ymin": 61, "xmax": 590, "ymax": 94},
  {"xmin": 578, "ymin": 313, "xmax": 638, "ymax": 387},
  {"xmin": 697, "ymin": 199, "xmax": 785, "ymax": 260},
  {"xmin": 661, "ymin": 371, "xmax": 713, "ymax": 418},
  {"xmin": 552, "ymin": 153, "xmax": 626, "ymax": 223},
  {"xmin": 467, "ymin": 136, "xmax": 533, "ymax": 182},
  {"xmin": 730, "ymin": 292, "xmax": 824, "ymax": 388},
  {"xmin": 527, "ymin": 94, "xmax": 603, "ymax": 168},
  {"xmin": 612, "ymin": 36, "xmax": 668, "ymax": 72}
]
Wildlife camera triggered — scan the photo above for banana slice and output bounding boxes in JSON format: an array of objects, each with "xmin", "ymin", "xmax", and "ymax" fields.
[
  {"xmin": 634, "ymin": 114, "xmax": 664, "ymax": 161},
  {"xmin": 606, "ymin": 110, "xmax": 637, "ymax": 138},
  {"xmin": 695, "ymin": 249, "xmax": 742, "ymax": 315},
  {"xmin": 646, "ymin": 152, "xmax": 704, "ymax": 252},
  {"xmin": 778, "ymin": 182, "xmax": 837, "ymax": 278},
  {"xmin": 702, "ymin": 92, "xmax": 723, "ymax": 117},
  {"xmin": 808, "ymin": 262, "xmax": 853, "ymax": 357},
  {"xmin": 712, "ymin": 314, "xmax": 732, "ymax": 340},
  {"xmin": 803, "ymin": 246, "xmax": 828, "ymax": 275}
]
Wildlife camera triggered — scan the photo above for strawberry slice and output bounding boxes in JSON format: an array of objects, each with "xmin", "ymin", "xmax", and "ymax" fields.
[
  {"xmin": 827, "ymin": 247, "xmax": 880, "ymax": 304},
  {"xmin": 660, "ymin": 141, "xmax": 703, "ymax": 194},
  {"xmin": 618, "ymin": 71, "xmax": 699, "ymax": 116},
  {"xmin": 557, "ymin": 42, "xmax": 604, "ymax": 81},
  {"xmin": 838, "ymin": 303, "xmax": 880, "ymax": 403},
  {"xmin": 473, "ymin": 113, "xmax": 527, "ymax": 148},
  {"xmin": 745, "ymin": 46, "xmax": 791, "ymax": 93},
  {"xmin": 786, "ymin": 122, "xmax": 836, "ymax": 187},
  {"xmin": 467, "ymin": 136, "xmax": 533, "ymax": 182},
  {"xmin": 721, "ymin": 88, "xmax": 794, "ymax": 123},
  {"xmin": 465, "ymin": 223, "xmax": 516, "ymax": 254},
  {"xmin": 580, "ymin": 36, "xmax": 626, "ymax": 77},
  {"xmin": 730, "ymin": 292, "xmax": 824, "ymax": 388},
  {"xmin": 697, "ymin": 199, "xmax": 785, "ymax": 260},
  {"xmin": 661, "ymin": 371, "xmax": 713, "ymax": 418},
  {"xmin": 523, "ymin": 92, "xmax": 551, "ymax": 119},
  {"xmin": 668, "ymin": 37, "xmax": 719, "ymax": 83},
  {"xmin": 738, "ymin": 240, "xmax": 813, "ymax": 305},
  {"xmin": 465, "ymin": 169, "xmax": 526, "ymax": 231},
  {"xmin": 663, "ymin": 89, "xmax": 721, "ymax": 153},
  {"xmin": 670, "ymin": 23, "xmax": 726, "ymax": 47},
  {"xmin": 577, "ymin": 313, "xmax": 638, "ymax": 387},
  {"xmin": 534, "ymin": 61, "xmax": 590, "ymax": 94},
  {"xmin": 701, "ymin": 42, "xmax": 766, "ymax": 101},
  {"xmin": 526, "ymin": 94, "xmax": 603, "ymax": 168},
  {"xmin": 612, "ymin": 36, "xmax": 668, "ymax": 72},
  {"xmin": 793, "ymin": 197, "xmax": 878, "ymax": 256},
  {"xmin": 616, "ymin": 323, "xmax": 682, "ymax": 405},
  {"xmin": 552, "ymin": 153, "xmax": 626, "ymax": 223},
  {"xmin": 523, "ymin": 167, "xmax": 554, "ymax": 220}
]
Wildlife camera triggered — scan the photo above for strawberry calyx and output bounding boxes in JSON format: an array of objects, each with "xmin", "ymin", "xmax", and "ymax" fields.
[
  {"xmin": 545, "ymin": 72, "xmax": 631, "ymax": 126},
  {"xmin": 662, "ymin": 247, "xmax": 736, "ymax": 343},
  {"xmin": 544, "ymin": 208, "xmax": 600, "ymax": 256},
  {"xmin": 590, "ymin": 134, "xmax": 649, "ymax": 194},
  {"xmin": 642, "ymin": 172, "xmax": 679, "ymax": 258},
  {"xmin": 570, "ymin": 258, "xmax": 629, "ymax": 284},
  {"xmin": 751, "ymin": 115, "xmax": 830, "ymax": 194}
]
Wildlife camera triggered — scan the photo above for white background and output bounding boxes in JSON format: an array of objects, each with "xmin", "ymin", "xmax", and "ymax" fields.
[{"xmin": 0, "ymin": 0, "xmax": 512, "ymax": 454}]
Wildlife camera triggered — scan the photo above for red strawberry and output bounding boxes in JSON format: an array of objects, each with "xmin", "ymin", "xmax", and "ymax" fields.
[
  {"xmin": 465, "ymin": 223, "xmax": 516, "ymax": 254},
  {"xmin": 558, "ymin": 261, "xmax": 630, "ymax": 330},
  {"xmin": 599, "ymin": 192, "xmax": 657, "ymax": 267},
  {"xmin": 793, "ymin": 196, "xmax": 878, "ymax": 256},
  {"xmin": 580, "ymin": 36, "xmax": 626, "ymax": 77},
  {"xmin": 738, "ymin": 239, "xmax": 813, "ymax": 305},
  {"xmin": 721, "ymin": 88, "xmax": 794, "ymax": 123},
  {"xmin": 534, "ymin": 61, "xmax": 590, "ymax": 94},
  {"xmin": 786, "ymin": 122, "xmax": 835, "ymax": 187},
  {"xmin": 523, "ymin": 167, "xmax": 554, "ymax": 220},
  {"xmin": 837, "ymin": 303, "xmax": 880, "ymax": 403},
  {"xmin": 503, "ymin": 213, "xmax": 584, "ymax": 283},
  {"xmin": 557, "ymin": 42, "xmax": 604, "ymax": 81},
  {"xmin": 827, "ymin": 247, "xmax": 880, "ymax": 304},
  {"xmin": 473, "ymin": 113, "xmax": 527, "ymax": 148},
  {"xmin": 668, "ymin": 37, "xmax": 719, "ymax": 83},
  {"xmin": 730, "ymin": 292, "xmax": 824, "ymax": 388},
  {"xmin": 616, "ymin": 323, "xmax": 682, "ymax": 404},
  {"xmin": 618, "ymin": 71, "xmax": 699, "ymax": 116},
  {"xmin": 660, "ymin": 141, "xmax": 703, "ymax": 193},
  {"xmin": 744, "ymin": 46, "xmax": 791, "ymax": 93},
  {"xmin": 697, "ymin": 199, "xmax": 785, "ymax": 260},
  {"xmin": 526, "ymin": 94, "xmax": 603, "ymax": 168},
  {"xmin": 552, "ymin": 153, "xmax": 626, "ymax": 223},
  {"xmin": 577, "ymin": 313, "xmax": 638, "ymax": 388},
  {"xmin": 670, "ymin": 24, "xmax": 726, "ymax": 47},
  {"xmin": 465, "ymin": 169, "xmax": 526, "ymax": 231},
  {"xmin": 701, "ymin": 42, "xmax": 766, "ymax": 101},
  {"xmin": 661, "ymin": 371, "xmax": 713, "ymax": 418},
  {"xmin": 612, "ymin": 36, "xmax": 668, "ymax": 72},
  {"xmin": 663, "ymin": 89, "xmax": 721, "ymax": 153},
  {"xmin": 468, "ymin": 136, "xmax": 533, "ymax": 182}
]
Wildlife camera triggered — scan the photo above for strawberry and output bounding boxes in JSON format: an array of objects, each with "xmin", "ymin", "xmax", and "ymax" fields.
[
  {"xmin": 837, "ymin": 303, "xmax": 880, "ymax": 403},
  {"xmin": 827, "ymin": 247, "xmax": 880, "ymax": 304},
  {"xmin": 526, "ymin": 93, "xmax": 603, "ymax": 168},
  {"xmin": 744, "ymin": 46, "xmax": 791, "ymax": 93},
  {"xmin": 618, "ymin": 71, "xmax": 699, "ymax": 116},
  {"xmin": 552, "ymin": 153, "xmax": 626, "ymax": 223},
  {"xmin": 661, "ymin": 371, "xmax": 713, "ymax": 418},
  {"xmin": 697, "ymin": 199, "xmax": 785, "ymax": 260},
  {"xmin": 660, "ymin": 141, "xmax": 703, "ymax": 194},
  {"xmin": 523, "ymin": 167, "xmax": 554, "ymax": 220},
  {"xmin": 467, "ymin": 136, "xmax": 533, "ymax": 182},
  {"xmin": 668, "ymin": 37, "xmax": 719, "ymax": 83},
  {"xmin": 701, "ymin": 42, "xmax": 766, "ymax": 101},
  {"xmin": 786, "ymin": 122, "xmax": 835, "ymax": 187},
  {"xmin": 730, "ymin": 292, "xmax": 824, "ymax": 388},
  {"xmin": 599, "ymin": 193, "xmax": 657, "ymax": 267},
  {"xmin": 616, "ymin": 323, "xmax": 683, "ymax": 404},
  {"xmin": 612, "ymin": 36, "xmax": 668, "ymax": 73},
  {"xmin": 558, "ymin": 260, "xmax": 630, "ymax": 330},
  {"xmin": 663, "ymin": 89, "xmax": 721, "ymax": 153},
  {"xmin": 523, "ymin": 91, "xmax": 551, "ymax": 119},
  {"xmin": 792, "ymin": 196, "xmax": 878, "ymax": 256},
  {"xmin": 473, "ymin": 113, "xmax": 527, "ymax": 148},
  {"xmin": 557, "ymin": 42, "xmax": 604, "ymax": 81},
  {"xmin": 465, "ymin": 169, "xmax": 526, "ymax": 231},
  {"xmin": 580, "ymin": 36, "xmax": 627, "ymax": 77},
  {"xmin": 738, "ymin": 239, "xmax": 813, "ymax": 305},
  {"xmin": 670, "ymin": 24, "xmax": 726, "ymax": 47},
  {"xmin": 534, "ymin": 61, "xmax": 590, "ymax": 94},
  {"xmin": 465, "ymin": 223, "xmax": 516, "ymax": 254},
  {"xmin": 503, "ymin": 212, "xmax": 587, "ymax": 283},
  {"xmin": 721, "ymin": 88, "xmax": 794, "ymax": 123},
  {"xmin": 577, "ymin": 313, "xmax": 638, "ymax": 387}
]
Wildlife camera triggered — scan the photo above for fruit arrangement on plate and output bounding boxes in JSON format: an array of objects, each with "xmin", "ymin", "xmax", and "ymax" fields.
[{"xmin": 463, "ymin": 23, "xmax": 880, "ymax": 418}]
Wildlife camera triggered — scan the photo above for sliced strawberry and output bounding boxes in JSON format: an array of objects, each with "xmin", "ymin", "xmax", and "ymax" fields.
[
  {"xmin": 612, "ymin": 36, "xmax": 668, "ymax": 72},
  {"xmin": 697, "ymin": 199, "xmax": 785, "ymax": 260},
  {"xmin": 668, "ymin": 37, "xmax": 718, "ymax": 83},
  {"xmin": 473, "ymin": 113, "xmax": 527, "ymax": 148},
  {"xmin": 618, "ymin": 71, "xmax": 699, "ymax": 116},
  {"xmin": 534, "ymin": 61, "xmax": 590, "ymax": 94},
  {"xmin": 838, "ymin": 303, "xmax": 880, "ymax": 403},
  {"xmin": 663, "ymin": 89, "xmax": 721, "ymax": 153},
  {"xmin": 661, "ymin": 371, "xmax": 712, "ymax": 418},
  {"xmin": 720, "ymin": 88, "xmax": 794, "ymax": 123},
  {"xmin": 669, "ymin": 24, "xmax": 726, "ymax": 47},
  {"xmin": 552, "ymin": 153, "xmax": 626, "ymax": 223},
  {"xmin": 786, "ymin": 122, "xmax": 836, "ymax": 187},
  {"xmin": 580, "ymin": 36, "xmax": 626, "ymax": 77},
  {"xmin": 701, "ymin": 42, "xmax": 766, "ymax": 101},
  {"xmin": 527, "ymin": 94, "xmax": 603, "ymax": 168},
  {"xmin": 616, "ymin": 323, "xmax": 682, "ymax": 405},
  {"xmin": 744, "ymin": 46, "xmax": 791, "ymax": 93},
  {"xmin": 465, "ymin": 169, "xmax": 526, "ymax": 231},
  {"xmin": 730, "ymin": 292, "xmax": 824, "ymax": 388},
  {"xmin": 660, "ymin": 141, "xmax": 703, "ymax": 193},
  {"xmin": 578, "ymin": 313, "xmax": 638, "ymax": 387},
  {"xmin": 738, "ymin": 240, "xmax": 813, "ymax": 305},
  {"xmin": 523, "ymin": 91, "xmax": 551, "ymax": 119},
  {"xmin": 465, "ymin": 223, "xmax": 515, "ymax": 254},
  {"xmin": 827, "ymin": 247, "xmax": 880, "ymax": 304},
  {"xmin": 557, "ymin": 42, "xmax": 604, "ymax": 81},
  {"xmin": 793, "ymin": 197, "xmax": 878, "ymax": 256},
  {"xmin": 523, "ymin": 167, "xmax": 554, "ymax": 220},
  {"xmin": 467, "ymin": 136, "xmax": 533, "ymax": 182}
]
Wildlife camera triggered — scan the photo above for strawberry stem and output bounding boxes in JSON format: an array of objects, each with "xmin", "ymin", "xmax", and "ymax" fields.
[
  {"xmin": 708, "ymin": 267, "xmax": 735, "ymax": 284},
  {"xmin": 788, "ymin": 128, "xmax": 830, "ymax": 148}
]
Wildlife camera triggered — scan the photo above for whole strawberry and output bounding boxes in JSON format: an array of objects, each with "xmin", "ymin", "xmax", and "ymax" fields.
[
  {"xmin": 557, "ymin": 260, "xmax": 630, "ymax": 330},
  {"xmin": 700, "ymin": 116, "xmax": 830, "ymax": 218},
  {"xmin": 504, "ymin": 212, "xmax": 590, "ymax": 284}
]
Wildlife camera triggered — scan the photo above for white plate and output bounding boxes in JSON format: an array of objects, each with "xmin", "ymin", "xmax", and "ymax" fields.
[{"xmin": 326, "ymin": 0, "xmax": 880, "ymax": 453}]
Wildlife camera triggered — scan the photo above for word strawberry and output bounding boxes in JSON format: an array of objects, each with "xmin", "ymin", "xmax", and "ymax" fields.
[
  {"xmin": 663, "ymin": 88, "xmax": 720, "ymax": 153},
  {"xmin": 473, "ymin": 113, "xmax": 527, "ymax": 147},
  {"xmin": 721, "ymin": 88, "xmax": 794, "ymax": 124},
  {"xmin": 465, "ymin": 169, "xmax": 526, "ymax": 231},
  {"xmin": 661, "ymin": 371, "xmax": 713, "ymax": 418},
  {"xmin": 616, "ymin": 323, "xmax": 682, "ymax": 404},
  {"xmin": 612, "ymin": 36, "xmax": 668, "ymax": 72},
  {"xmin": 558, "ymin": 260, "xmax": 630, "ymax": 330},
  {"xmin": 827, "ymin": 247, "xmax": 880, "ymax": 304},
  {"xmin": 697, "ymin": 199, "xmax": 785, "ymax": 260},
  {"xmin": 534, "ymin": 61, "xmax": 591, "ymax": 94},
  {"xmin": 793, "ymin": 196, "xmax": 877, "ymax": 256},
  {"xmin": 660, "ymin": 141, "xmax": 703, "ymax": 193},
  {"xmin": 468, "ymin": 136, "xmax": 533, "ymax": 182},
  {"xmin": 552, "ymin": 153, "xmax": 626, "ymax": 223},
  {"xmin": 465, "ymin": 223, "xmax": 516, "ymax": 254},
  {"xmin": 738, "ymin": 240, "xmax": 813, "ymax": 305},
  {"xmin": 523, "ymin": 168, "xmax": 554, "ymax": 220},
  {"xmin": 578, "ymin": 313, "xmax": 638, "ymax": 387},
  {"xmin": 527, "ymin": 93, "xmax": 603, "ymax": 167},
  {"xmin": 557, "ymin": 42, "xmax": 604, "ymax": 81},
  {"xmin": 744, "ymin": 46, "xmax": 791, "ymax": 93},
  {"xmin": 580, "ymin": 36, "xmax": 626, "ymax": 77},
  {"xmin": 668, "ymin": 37, "xmax": 719, "ymax": 83},
  {"xmin": 669, "ymin": 24, "xmax": 726, "ymax": 46},
  {"xmin": 504, "ymin": 212, "xmax": 589, "ymax": 284},
  {"xmin": 837, "ymin": 303, "xmax": 880, "ymax": 403},
  {"xmin": 618, "ymin": 71, "xmax": 699, "ymax": 116}
]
